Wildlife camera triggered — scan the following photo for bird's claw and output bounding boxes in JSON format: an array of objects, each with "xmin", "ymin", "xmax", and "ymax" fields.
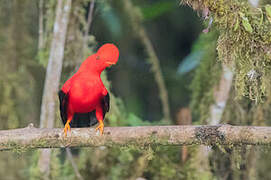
[
  {"xmin": 63, "ymin": 122, "xmax": 71, "ymax": 137},
  {"xmin": 95, "ymin": 121, "xmax": 104, "ymax": 135}
]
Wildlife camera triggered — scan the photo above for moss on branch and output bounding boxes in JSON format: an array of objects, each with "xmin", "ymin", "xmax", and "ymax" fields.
[
  {"xmin": 182, "ymin": 0, "xmax": 271, "ymax": 102},
  {"xmin": 1, "ymin": 125, "xmax": 271, "ymax": 151}
]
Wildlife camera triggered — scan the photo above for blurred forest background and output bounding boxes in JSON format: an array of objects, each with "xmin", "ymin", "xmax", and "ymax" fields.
[{"xmin": 0, "ymin": 0, "xmax": 271, "ymax": 179}]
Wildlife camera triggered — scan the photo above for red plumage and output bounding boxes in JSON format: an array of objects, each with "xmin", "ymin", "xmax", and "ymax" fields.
[{"xmin": 59, "ymin": 43, "xmax": 119, "ymax": 136}]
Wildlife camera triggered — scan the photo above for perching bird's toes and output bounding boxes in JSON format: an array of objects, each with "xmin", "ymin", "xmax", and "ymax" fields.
[
  {"xmin": 95, "ymin": 121, "xmax": 104, "ymax": 135},
  {"xmin": 63, "ymin": 122, "xmax": 71, "ymax": 137}
]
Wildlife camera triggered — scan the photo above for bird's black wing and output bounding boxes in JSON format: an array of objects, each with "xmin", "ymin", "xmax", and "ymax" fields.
[
  {"xmin": 58, "ymin": 90, "xmax": 68, "ymax": 126},
  {"xmin": 101, "ymin": 93, "xmax": 110, "ymax": 117},
  {"xmin": 72, "ymin": 111, "xmax": 98, "ymax": 127}
]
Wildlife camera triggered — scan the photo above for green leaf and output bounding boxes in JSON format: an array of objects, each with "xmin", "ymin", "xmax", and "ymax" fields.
[
  {"xmin": 239, "ymin": 12, "xmax": 253, "ymax": 33},
  {"xmin": 265, "ymin": 5, "xmax": 271, "ymax": 23},
  {"xmin": 234, "ymin": 18, "xmax": 239, "ymax": 31},
  {"xmin": 257, "ymin": 8, "xmax": 263, "ymax": 25}
]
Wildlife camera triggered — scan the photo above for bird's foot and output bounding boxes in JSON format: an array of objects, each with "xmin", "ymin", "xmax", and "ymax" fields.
[
  {"xmin": 95, "ymin": 121, "xmax": 104, "ymax": 135},
  {"xmin": 63, "ymin": 122, "xmax": 71, "ymax": 137}
]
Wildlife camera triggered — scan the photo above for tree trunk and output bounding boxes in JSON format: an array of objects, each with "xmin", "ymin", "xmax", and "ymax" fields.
[
  {"xmin": 38, "ymin": 0, "xmax": 44, "ymax": 50},
  {"xmin": 209, "ymin": 64, "xmax": 233, "ymax": 125},
  {"xmin": 38, "ymin": 0, "xmax": 72, "ymax": 177}
]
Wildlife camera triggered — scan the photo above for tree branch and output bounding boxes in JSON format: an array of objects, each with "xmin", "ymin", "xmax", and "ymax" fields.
[
  {"xmin": 84, "ymin": 0, "xmax": 95, "ymax": 39},
  {"xmin": 1, "ymin": 125, "xmax": 271, "ymax": 151}
]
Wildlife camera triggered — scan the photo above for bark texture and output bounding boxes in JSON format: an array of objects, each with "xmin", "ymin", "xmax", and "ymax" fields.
[
  {"xmin": 83, "ymin": 0, "xmax": 95, "ymax": 45},
  {"xmin": 1, "ymin": 125, "xmax": 271, "ymax": 151},
  {"xmin": 40, "ymin": 0, "xmax": 72, "ymax": 128}
]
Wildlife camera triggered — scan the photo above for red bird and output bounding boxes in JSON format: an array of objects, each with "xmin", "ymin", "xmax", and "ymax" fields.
[{"xmin": 58, "ymin": 43, "xmax": 119, "ymax": 136}]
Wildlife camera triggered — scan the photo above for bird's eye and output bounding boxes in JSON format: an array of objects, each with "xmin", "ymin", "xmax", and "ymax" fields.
[{"xmin": 96, "ymin": 55, "xmax": 100, "ymax": 60}]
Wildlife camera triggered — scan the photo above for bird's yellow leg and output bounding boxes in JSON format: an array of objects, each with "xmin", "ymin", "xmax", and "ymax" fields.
[
  {"xmin": 95, "ymin": 120, "xmax": 104, "ymax": 135},
  {"xmin": 95, "ymin": 106, "xmax": 104, "ymax": 135},
  {"xmin": 63, "ymin": 119, "xmax": 71, "ymax": 137}
]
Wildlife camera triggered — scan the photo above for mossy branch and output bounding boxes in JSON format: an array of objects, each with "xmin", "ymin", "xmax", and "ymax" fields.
[
  {"xmin": 1, "ymin": 124, "xmax": 271, "ymax": 151},
  {"xmin": 181, "ymin": 0, "xmax": 271, "ymax": 102}
]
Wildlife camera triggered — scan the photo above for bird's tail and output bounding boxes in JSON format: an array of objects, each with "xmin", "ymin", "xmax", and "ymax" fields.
[{"xmin": 70, "ymin": 111, "xmax": 98, "ymax": 128}]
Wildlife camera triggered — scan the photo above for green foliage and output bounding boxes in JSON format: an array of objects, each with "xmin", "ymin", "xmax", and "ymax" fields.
[
  {"xmin": 126, "ymin": 113, "xmax": 152, "ymax": 126},
  {"xmin": 256, "ymin": 146, "xmax": 271, "ymax": 178},
  {"xmin": 0, "ymin": 74, "xmax": 20, "ymax": 129},
  {"xmin": 76, "ymin": 145, "xmax": 204, "ymax": 180},
  {"xmin": 0, "ymin": 0, "xmax": 40, "ymax": 129},
  {"xmin": 28, "ymin": 149, "xmax": 77, "ymax": 180},
  {"xmin": 50, "ymin": 150, "xmax": 62, "ymax": 179},
  {"xmin": 141, "ymin": 1, "xmax": 175, "ymax": 21},
  {"xmin": 29, "ymin": 151, "xmax": 42, "ymax": 180},
  {"xmin": 146, "ymin": 146, "xmax": 181, "ymax": 179},
  {"xmin": 101, "ymin": 71, "xmax": 128, "ymax": 127}
]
